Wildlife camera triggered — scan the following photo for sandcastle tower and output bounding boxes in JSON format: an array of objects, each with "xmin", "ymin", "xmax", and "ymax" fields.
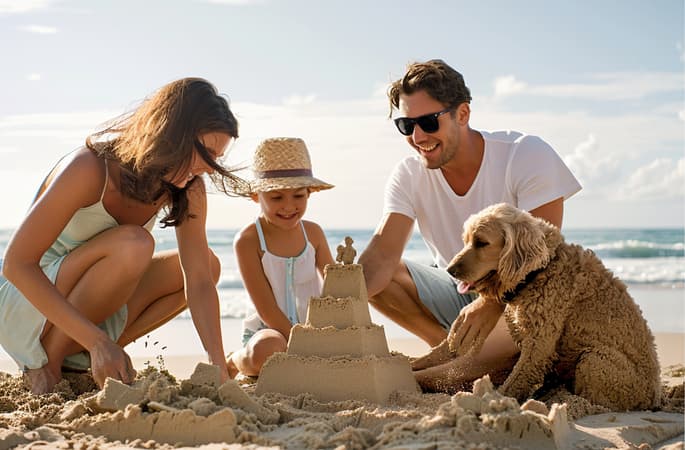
[{"xmin": 255, "ymin": 238, "xmax": 419, "ymax": 404}]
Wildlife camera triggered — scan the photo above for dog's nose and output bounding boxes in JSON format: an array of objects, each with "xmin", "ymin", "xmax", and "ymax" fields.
[{"xmin": 446, "ymin": 262, "xmax": 460, "ymax": 278}]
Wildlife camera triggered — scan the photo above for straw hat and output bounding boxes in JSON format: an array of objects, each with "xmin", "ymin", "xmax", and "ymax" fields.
[{"xmin": 249, "ymin": 137, "xmax": 334, "ymax": 193}]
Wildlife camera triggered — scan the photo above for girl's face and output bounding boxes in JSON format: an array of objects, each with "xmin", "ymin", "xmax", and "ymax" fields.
[
  {"xmin": 165, "ymin": 131, "xmax": 233, "ymax": 188},
  {"xmin": 253, "ymin": 187, "xmax": 310, "ymax": 230}
]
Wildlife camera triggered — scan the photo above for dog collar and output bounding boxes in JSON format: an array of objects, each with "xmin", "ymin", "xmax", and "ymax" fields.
[{"xmin": 501, "ymin": 267, "xmax": 544, "ymax": 304}]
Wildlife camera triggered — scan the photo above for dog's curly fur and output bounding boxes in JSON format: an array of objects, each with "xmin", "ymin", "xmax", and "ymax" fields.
[{"xmin": 445, "ymin": 203, "xmax": 661, "ymax": 411}]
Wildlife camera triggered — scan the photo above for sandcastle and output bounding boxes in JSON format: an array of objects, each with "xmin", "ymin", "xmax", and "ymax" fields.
[{"xmin": 255, "ymin": 238, "xmax": 420, "ymax": 403}]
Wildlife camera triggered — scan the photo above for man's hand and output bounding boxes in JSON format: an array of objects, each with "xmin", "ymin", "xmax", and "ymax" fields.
[
  {"xmin": 447, "ymin": 295, "xmax": 504, "ymax": 355},
  {"xmin": 89, "ymin": 338, "xmax": 136, "ymax": 389}
]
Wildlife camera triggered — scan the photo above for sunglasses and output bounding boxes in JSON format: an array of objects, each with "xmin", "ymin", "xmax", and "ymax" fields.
[{"xmin": 393, "ymin": 106, "xmax": 454, "ymax": 136}]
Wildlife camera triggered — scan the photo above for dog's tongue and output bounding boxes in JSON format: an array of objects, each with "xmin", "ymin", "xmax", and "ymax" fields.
[{"xmin": 457, "ymin": 280, "xmax": 472, "ymax": 294}]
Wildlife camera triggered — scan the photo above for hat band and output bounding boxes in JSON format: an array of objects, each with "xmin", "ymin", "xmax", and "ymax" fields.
[{"xmin": 255, "ymin": 168, "xmax": 313, "ymax": 179}]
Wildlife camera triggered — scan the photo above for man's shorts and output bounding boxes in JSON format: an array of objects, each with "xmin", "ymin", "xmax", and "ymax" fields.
[{"xmin": 404, "ymin": 259, "xmax": 476, "ymax": 330}]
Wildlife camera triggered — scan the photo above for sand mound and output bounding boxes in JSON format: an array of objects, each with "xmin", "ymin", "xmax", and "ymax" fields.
[{"xmin": 1, "ymin": 363, "xmax": 682, "ymax": 449}]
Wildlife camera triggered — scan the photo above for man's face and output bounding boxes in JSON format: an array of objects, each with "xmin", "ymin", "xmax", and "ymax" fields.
[{"xmin": 397, "ymin": 90, "xmax": 459, "ymax": 170}]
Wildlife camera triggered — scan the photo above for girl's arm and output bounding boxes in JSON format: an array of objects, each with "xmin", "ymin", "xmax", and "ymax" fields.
[
  {"xmin": 3, "ymin": 151, "xmax": 131, "ymax": 378},
  {"xmin": 174, "ymin": 178, "xmax": 228, "ymax": 378},
  {"xmin": 303, "ymin": 221, "xmax": 335, "ymax": 277},
  {"xmin": 233, "ymin": 225, "xmax": 292, "ymax": 340}
]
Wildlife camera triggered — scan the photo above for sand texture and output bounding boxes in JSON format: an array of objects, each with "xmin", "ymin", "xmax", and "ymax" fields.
[{"xmin": 0, "ymin": 363, "xmax": 682, "ymax": 449}]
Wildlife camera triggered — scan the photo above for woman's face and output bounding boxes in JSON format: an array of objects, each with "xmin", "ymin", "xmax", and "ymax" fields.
[{"xmin": 165, "ymin": 131, "xmax": 233, "ymax": 188}]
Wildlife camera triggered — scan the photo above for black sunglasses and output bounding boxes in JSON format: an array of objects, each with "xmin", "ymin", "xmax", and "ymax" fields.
[{"xmin": 393, "ymin": 106, "xmax": 454, "ymax": 136}]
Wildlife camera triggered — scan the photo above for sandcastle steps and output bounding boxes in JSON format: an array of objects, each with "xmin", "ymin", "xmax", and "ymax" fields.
[
  {"xmin": 287, "ymin": 324, "xmax": 390, "ymax": 358},
  {"xmin": 255, "ymin": 262, "xmax": 420, "ymax": 404},
  {"xmin": 255, "ymin": 353, "xmax": 416, "ymax": 403},
  {"xmin": 305, "ymin": 295, "xmax": 371, "ymax": 328}
]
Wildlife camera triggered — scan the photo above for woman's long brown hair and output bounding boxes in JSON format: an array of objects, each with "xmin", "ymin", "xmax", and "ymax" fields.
[{"xmin": 86, "ymin": 78, "xmax": 248, "ymax": 227}]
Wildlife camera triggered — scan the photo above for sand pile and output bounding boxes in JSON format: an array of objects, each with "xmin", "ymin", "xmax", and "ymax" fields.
[
  {"xmin": 255, "ymin": 262, "xmax": 419, "ymax": 403},
  {"xmin": 0, "ymin": 362, "xmax": 682, "ymax": 449}
]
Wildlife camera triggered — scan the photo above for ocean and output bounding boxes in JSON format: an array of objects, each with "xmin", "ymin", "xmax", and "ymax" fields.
[{"xmin": 0, "ymin": 227, "xmax": 683, "ymax": 335}]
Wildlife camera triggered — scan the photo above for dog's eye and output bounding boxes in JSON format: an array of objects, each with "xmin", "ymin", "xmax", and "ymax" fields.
[{"xmin": 474, "ymin": 239, "xmax": 489, "ymax": 249}]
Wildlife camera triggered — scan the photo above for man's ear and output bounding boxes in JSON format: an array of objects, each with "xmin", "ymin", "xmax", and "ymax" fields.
[
  {"xmin": 250, "ymin": 193, "xmax": 259, "ymax": 203},
  {"xmin": 456, "ymin": 102, "xmax": 470, "ymax": 124}
]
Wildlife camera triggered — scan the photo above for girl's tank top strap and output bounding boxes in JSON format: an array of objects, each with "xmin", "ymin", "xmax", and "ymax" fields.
[
  {"xmin": 254, "ymin": 218, "xmax": 268, "ymax": 252},
  {"xmin": 300, "ymin": 221, "xmax": 308, "ymax": 241},
  {"xmin": 99, "ymin": 159, "xmax": 109, "ymax": 202}
]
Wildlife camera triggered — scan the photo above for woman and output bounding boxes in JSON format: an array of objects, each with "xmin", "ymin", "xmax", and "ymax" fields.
[{"xmin": 0, "ymin": 78, "xmax": 247, "ymax": 393}]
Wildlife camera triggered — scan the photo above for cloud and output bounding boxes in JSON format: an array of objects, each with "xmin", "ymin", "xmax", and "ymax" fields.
[
  {"xmin": 0, "ymin": 0, "xmax": 56, "ymax": 14},
  {"xmin": 617, "ymin": 158, "xmax": 685, "ymax": 200},
  {"xmin": 1, "ymin": 90, "xmax": 682, "ymax": 229},
  {"xmin": 26, "ymin": 73, "xmax": 41, "ymax": 81},
  {"xmin": 372, "ymin": 81, "xmax": 390, "ymax": 99},
  {"xmin": 282, "ymin": 94, "xmax": 317, "ymax": 106},
  {"xmin": 0, "ymin": 110, "xmax": 117, "ymax": 140},
  {"xmin": 18, "ymin": 24, "xmax": 57, "ymax": 33},
  {"xmin": 563, "ymin": 134, "xmax": 619, "ymax": 192},
  {"xmin": 493, "ymin": 75, "xmax": 527, "ymax": 98},
  {"xmin": 490, "ymin": 71, "xmax": 682, "ymax": 101}
]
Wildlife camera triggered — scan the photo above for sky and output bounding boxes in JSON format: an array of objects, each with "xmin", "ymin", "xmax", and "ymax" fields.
[{"xmin": 0, "ymin": 0, "xmax": 683, "ymax": 231}]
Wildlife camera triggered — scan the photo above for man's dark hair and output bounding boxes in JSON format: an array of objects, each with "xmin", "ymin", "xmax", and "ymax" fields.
[{"xmin": 387, "ymin": 59, "xmax": 472, "ymax": 117}]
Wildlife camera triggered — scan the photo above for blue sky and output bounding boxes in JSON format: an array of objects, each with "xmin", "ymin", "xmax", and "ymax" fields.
[{"xmin": 1, "ymin": 0, "xmax": 683, "ymax": 230}]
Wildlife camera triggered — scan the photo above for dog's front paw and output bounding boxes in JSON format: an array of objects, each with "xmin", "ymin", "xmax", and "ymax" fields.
[{"xmin": 497, "ymin": 379, "xmax": 531, "ymax": 403}]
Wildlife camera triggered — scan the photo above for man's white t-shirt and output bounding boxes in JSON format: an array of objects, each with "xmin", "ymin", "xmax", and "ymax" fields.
[{"xmin": 383, "ymin": 130, "xmax": 582, "ymax": 269}]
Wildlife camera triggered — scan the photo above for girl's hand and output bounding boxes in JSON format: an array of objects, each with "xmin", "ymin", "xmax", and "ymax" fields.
[{"xmin": 89, "ymin": 337, "xmax": 137, "ymax": 389}]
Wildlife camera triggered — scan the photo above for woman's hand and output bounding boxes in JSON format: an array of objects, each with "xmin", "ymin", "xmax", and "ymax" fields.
[
  {"xmin": 89, "ymin": 337, "xmax": 137, "ymax": 389},
  {"xmin": 447, "ymin": 296, "xmax": 504, "ymax": 356},
  {"xmin": 209, "ymin": 355, "xmax": 230, "ymax": 383}
]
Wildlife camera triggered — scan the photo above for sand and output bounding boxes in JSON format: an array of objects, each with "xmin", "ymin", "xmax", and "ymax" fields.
[{"xmin": 0, "ymin": 333, "xmax": 682, "ymax": 450}]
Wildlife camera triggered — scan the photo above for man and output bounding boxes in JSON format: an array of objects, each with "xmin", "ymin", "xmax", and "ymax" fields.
[{"xmin": 358, "ymin": 59, "xmax": 581, "ymax": 387}]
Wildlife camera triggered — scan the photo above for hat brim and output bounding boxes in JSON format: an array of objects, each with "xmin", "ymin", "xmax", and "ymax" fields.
[{"xmin": 249, "ymin": 176, "xmax": 334, "ymax": 194}]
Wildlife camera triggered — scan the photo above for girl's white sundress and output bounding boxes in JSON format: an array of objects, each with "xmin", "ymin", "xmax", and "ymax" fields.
[{"xmin": 241, "ymin": 218, "xmax": 322, "ymax": 339}]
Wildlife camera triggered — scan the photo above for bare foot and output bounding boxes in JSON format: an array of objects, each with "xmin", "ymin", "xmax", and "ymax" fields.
[{"xmin": 23, "ymin": 365, "xmax": 62, "ymax": 394}]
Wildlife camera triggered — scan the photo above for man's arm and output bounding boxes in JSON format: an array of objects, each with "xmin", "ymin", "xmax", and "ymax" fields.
[
  {"xmin": 358, "ymin": 213, "xmax": 415, "ymax": 297},
  {"xmin": 529, "ymin": 197, "xmax": 563, "ymax": 228}
]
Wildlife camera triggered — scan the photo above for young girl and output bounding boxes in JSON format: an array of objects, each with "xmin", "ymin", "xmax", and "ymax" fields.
[
  {"xmin": 0, "ymin": 78, "xmax": 248, "ymax": 393},
  {"xmin": 228, "ymin": 137, "xmax": 334, "ymax": 378}
]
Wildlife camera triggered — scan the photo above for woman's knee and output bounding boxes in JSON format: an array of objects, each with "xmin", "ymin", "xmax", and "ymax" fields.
[{"xmin": 113, "ymin": 225, "xmax": 155, "ymax": 271}]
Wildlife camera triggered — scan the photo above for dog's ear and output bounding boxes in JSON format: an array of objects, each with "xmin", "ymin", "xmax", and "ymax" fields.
[{"xmin": 498, "ymin": 214, "xmax": 550, "ymax": 286}]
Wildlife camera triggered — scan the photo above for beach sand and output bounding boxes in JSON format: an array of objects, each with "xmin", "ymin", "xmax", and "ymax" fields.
[
  {"xmin": 0, "ymin": 332, "xmax": 682, "ymax": 449},
  {"xmin": 1, "ymin": 281, "xmax": 683, "ymax": 449}
]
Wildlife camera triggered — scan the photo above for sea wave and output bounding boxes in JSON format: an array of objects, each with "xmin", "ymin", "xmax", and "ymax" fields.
[{"xmin": 590, "ymin": 241, "xmax": 684, "ymax": 258}]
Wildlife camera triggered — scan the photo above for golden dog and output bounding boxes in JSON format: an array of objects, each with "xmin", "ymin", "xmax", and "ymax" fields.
[{"xmin": 414, "ymin": 203, "xmax": 661, "ymax": 411}]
